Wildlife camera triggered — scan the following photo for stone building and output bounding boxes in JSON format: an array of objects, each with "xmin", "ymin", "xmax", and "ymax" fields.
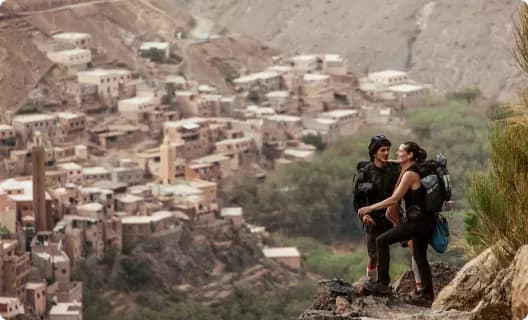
[
  {"xmin": 53, "ymin": 32, "xmax": 92, "ymax": 50},
  {"xmin": 77, "ymin": 69, "xmax": 132, "ymax": 99}
]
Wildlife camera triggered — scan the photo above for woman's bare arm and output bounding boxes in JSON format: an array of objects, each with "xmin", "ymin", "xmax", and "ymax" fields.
[{"xmin": 358, "ymin": 171, "xmax": 419, "ymax": 215}]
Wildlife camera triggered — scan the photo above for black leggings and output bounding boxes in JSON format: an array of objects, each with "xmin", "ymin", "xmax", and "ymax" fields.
[{"xmin": 376, "ymin": 219, "xmax": 435, "ymax": 294}]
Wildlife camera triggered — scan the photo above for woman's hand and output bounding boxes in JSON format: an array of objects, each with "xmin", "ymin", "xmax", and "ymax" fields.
[
  {"xmin": 358, "ymin": 206, "xmax": 373, "ymax": 217},
  {"xmin": 362, "ymin": 214, "xmax": 376, "ymax": 226}
]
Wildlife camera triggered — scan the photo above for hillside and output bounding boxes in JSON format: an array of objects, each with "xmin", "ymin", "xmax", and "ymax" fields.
[
  {"xmin": 0, "ymin": 0, "xmax": 275, "ymax": 114},
  {"xmin": 173, "ymin": 0, "xmax": 522, "ymax": 102}
]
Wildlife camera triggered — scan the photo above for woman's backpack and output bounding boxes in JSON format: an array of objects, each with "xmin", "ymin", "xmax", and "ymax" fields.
[{"xmin": 417, "ymin": 154, "xmax": 452, "ymax": 215}]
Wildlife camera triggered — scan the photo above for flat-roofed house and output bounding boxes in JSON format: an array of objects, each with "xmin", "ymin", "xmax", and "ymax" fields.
[
  {"xmin": 290, "ymin": 54, "xmax": 318, "ymax": 72},
  {"xmin": 220, "ymin": 207, "xmax": 243, "ymax": 226},
  {"xmin": 47, "ymin": 49, "xmax": 91, "ymax": 73},
  {"xmin": 118, "ymin": 96, "xmax": 157, "ymax": 123},
  {"xmin": 49, "ymin": 301, "xmax": 82, "ymax": 320},
  {"xmin": 56, "ymin": 112, "xmax": 86, "ymax": 140},
  {"xmin": 53, "ymin": 32, "xmax": 92, "ymax": 50},
  {"xmin": 388, "ymin": 83, "xmax": 429, "ymax": 107},
  {"xmin": 263, "ymin": 247, "xmax": 301, "ymax": 270},
  {"xmin": 121, "ymin": 211, "xmax": 178, "ymax": 243},
  {"xmin": 368, "ymin": 70, "xmax": 409, "ymax": 86},
  {"xmin": 0, "ymin": 296, "xmax": 25, "ymax": 319},
  {"xmin": 77, "ymin": 69, "xmax": 132, "ymax": 99},
  {"xmin": 317, "ymin": 109, "xmax": 361, "ymax": 137},
  {"xmin": 57, "ymin": 162, "xmax": 83, "ymax": 185},
  {"xmin": 12, "ymin": 113, "xmax": 63, "ymax": 144},
  {"xmin": 233, "ymin": 72, "xmax": 281, "ymax": 94},
  {"xmin": 321, "ymin": 54, "xmax": 348, "ymax": 75}
]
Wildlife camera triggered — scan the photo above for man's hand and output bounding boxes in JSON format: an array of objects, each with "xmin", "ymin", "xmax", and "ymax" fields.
[
  {"xmin": 358, "ymin": 206, "xmax": 373, "ymax": 217},
  {"xmin": 362, "ymin": 214, "xmax": 376, "ymax": 226}
]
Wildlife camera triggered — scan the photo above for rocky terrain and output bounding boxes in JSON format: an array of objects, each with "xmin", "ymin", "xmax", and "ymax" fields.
[
  {"xmin": 298, "ymin": 246, "xmax": 528, "ymax": 320},
  {"xmin": 174, "ymin": 0, "xmax": 523, "ymax": 102}
]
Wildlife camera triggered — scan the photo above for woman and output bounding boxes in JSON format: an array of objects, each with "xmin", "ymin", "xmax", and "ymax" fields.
[{"xmin": 357, "ymin": 141, "xmax": 435, "ymax": 306}]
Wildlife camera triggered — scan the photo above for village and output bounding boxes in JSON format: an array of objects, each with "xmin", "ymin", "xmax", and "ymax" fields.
[{"xmin": 0, "ymin": 25, "xmax": 432, "ymax": 319}]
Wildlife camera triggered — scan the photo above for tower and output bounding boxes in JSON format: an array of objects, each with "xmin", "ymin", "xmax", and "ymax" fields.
[
  {"xmin": 159, "ymin": 136, "xmax": 176, "ymax": 185},
  {"xmin": 32, "ymin": 132, "xmax": 50, "ymax": 232}
]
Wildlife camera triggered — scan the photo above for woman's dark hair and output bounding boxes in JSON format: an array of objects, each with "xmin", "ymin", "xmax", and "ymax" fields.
[{"xmin": 403, "ymin": 141, "xmax": 427, "ymax": 163}]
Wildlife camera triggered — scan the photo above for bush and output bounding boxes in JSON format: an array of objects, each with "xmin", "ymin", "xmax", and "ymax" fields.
[
  {"xmin": 119, "ymin": 257, "xmax": 154, "ymax": 289},
  {"xmin": 302, "ymin": 134, "xmax": 326, "ymax": 151},
  {"xmin": 468, "ymin": 109, "xmax": 528, "ymax": 263},
  {"xmin": 141, "ymin": 48, "xmax": 166, "ymax": 63}
]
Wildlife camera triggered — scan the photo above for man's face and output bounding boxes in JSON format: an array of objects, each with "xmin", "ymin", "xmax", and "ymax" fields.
[{"xmin": 374, "ymin": 145, "xmax": 390, "ymax": 163}]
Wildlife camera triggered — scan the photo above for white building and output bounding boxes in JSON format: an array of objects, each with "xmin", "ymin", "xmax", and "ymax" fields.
[
  {"xmin": 368, "ymin": 70, "xmax": 409, "ymax": 86},
  {"xmin": 82, "ymin": 167, "xmax": 111, "ymax": 185},
  {"xmin": 57, "ymin": 162, "xmax": 83, "ymax": 185},
  {"xmin": 265, "ymin": 91, "xmax": 290, "ymax": 113},
  {"xmin": 118, "ymin": 96, "xmax": 156, "ymax": 122},
  {"xmin": 290, "ymin": 54, "xmax": 318, "ymax": 72},
  {"xmin": 266, "ymin": 65, "xmax": 298, "ymax": 90},
  {"xmin": 322, "ymin": 54, "xmax": 348, "ymax": 76},
  {"xmin": 233, "ymin": 72, "xmax": 281, "ymax": 93},
  {"xmin": 263, "ymin": 247, "xmax": 301, "ymax": 270},
  {"xmin": 220, "ymin": 207, "xmax": 243, "ymax": 226},
  {"xmin": 318, "ymin": 109, "xmax": 361, "ymax": 137},
  {"xmin": 47, "ymin": 49, "xmax": 91, "ymax": 69},
  {"xmin": 11, "ymin": 114, "xmax": 62, "ymax": 143},
  {"xmin": 53, "ymin": 32, "xmax": 92, "ymax": 50},
  {"xmin": 0, "ymin": 124, "xmax": 15, "ymax": 142},
  {"xmin": 111, "ymin": 159, "xmax": 144, "ymax": 186},
  {"xmin": 77, "ymin": 69, "xmax": 132, "ymax": 99},
  {"xmin": 302, "ymin": 74, "xmax": 330, "ymax": 96},
  {"xmin": 387, "ymin": 84, "xmax": 429, "ymax": 107},
  {"xmin": 0, "ymin": 297, "xmax": 25, "ymax": 319},
  {"xmin": 49, "ymin": 301, "xmax": 82, "ymax": 320}
]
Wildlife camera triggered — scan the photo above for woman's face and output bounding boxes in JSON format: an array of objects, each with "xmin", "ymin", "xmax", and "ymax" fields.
[{"xmin": 396, "ymin": 144, "xmax": 412, "ymax": 163}]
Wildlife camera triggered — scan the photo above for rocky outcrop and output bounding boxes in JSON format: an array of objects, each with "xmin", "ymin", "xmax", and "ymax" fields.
[
  {"xmin": 298, "ymin": 279, "xmax": 472, "ymax": 320},
  {"xmin": 432, "ymin": 248, "xmax": 502, "ymax": 312},
  {"xmin": 512, "ymin": 245, "xmax": 528, "ymax": 320},
  {"xmin": 433, "ymin": 246, "xmax": 528, "ymax": 320}
]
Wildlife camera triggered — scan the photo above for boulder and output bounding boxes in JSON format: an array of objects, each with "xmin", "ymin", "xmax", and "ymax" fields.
[
  {"xmin": 471, "ymin": 263, "xmax": 513, "ymax": 320},
  {"xmin": 432, "ymin": 248, "xmax": 501, "ymax": 311},
  {"xmin": 512, "ymin": 245, "xmax": 528, "ymax": 320}
]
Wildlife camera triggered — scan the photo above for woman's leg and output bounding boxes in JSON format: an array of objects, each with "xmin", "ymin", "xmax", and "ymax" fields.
[
  {"xmin": 376, "ymin": 222, "xmax": 417, "ymax": 285},
  {"xmin": 412, "ymin": 236, "xmax": 433, "ymax": 296}
]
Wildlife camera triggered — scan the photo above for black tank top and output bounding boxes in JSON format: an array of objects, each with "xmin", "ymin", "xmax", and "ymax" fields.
[{"xmin": 403, "ymin": 165, "xmax": 427, "ymax": 212}]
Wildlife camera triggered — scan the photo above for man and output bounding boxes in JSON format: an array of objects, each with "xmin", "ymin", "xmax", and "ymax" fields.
[{"xmin": 353, "ymin": 135, "xmax": 400, "ymax": 287}]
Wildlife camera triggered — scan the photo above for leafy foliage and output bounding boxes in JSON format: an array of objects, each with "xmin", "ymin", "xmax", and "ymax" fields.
[{"xmin": 467, "ymin": 109, "xmax": 528, "ymax": 263}]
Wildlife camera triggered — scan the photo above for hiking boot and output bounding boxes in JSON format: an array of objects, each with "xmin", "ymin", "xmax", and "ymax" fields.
[
  {"xmin": 362, "ymin": 280, "xmax": 392, "ymax": 296},
  {"xmin": 405, "ymin": 290, "xmax": 434, "ymax": 307}
]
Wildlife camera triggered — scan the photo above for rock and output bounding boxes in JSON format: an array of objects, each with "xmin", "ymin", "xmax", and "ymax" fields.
[
  {"xmin": 432, "ymin": 248, "xmax": 501, "ymax": 312},
  {"xmin": 393, "ymin": 262, "xmax": 459, "ymax": 297},
  {"xmin": 512, "ymin": 245, "xmax": 528, "ymax": 320},
  {"xmin": 335, "ymin": 296, "xmax": 353, "ymax": 316},
  {"xmin": 298, "ymin": 279, "xmax": 466, "ymax": 320},
  {"xmin": 471, "ymin": 263, "xmax": 513, "ymax": 320}
]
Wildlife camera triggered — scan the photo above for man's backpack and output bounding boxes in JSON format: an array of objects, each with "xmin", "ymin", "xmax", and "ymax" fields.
[{"xmin": 417, "ymin": 154, "xmax": 452, "ymax": 215}]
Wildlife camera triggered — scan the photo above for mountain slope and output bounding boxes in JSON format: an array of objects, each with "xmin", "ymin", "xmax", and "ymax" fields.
[{"xmin": 174, "ymin": 0, "xmax": 522, "ymax": 102}]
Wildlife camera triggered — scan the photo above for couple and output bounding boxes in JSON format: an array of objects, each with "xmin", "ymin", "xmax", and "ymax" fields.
[{"xmin": 353, "ymin": 135, "xmax": 436, "ymax": 306}]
